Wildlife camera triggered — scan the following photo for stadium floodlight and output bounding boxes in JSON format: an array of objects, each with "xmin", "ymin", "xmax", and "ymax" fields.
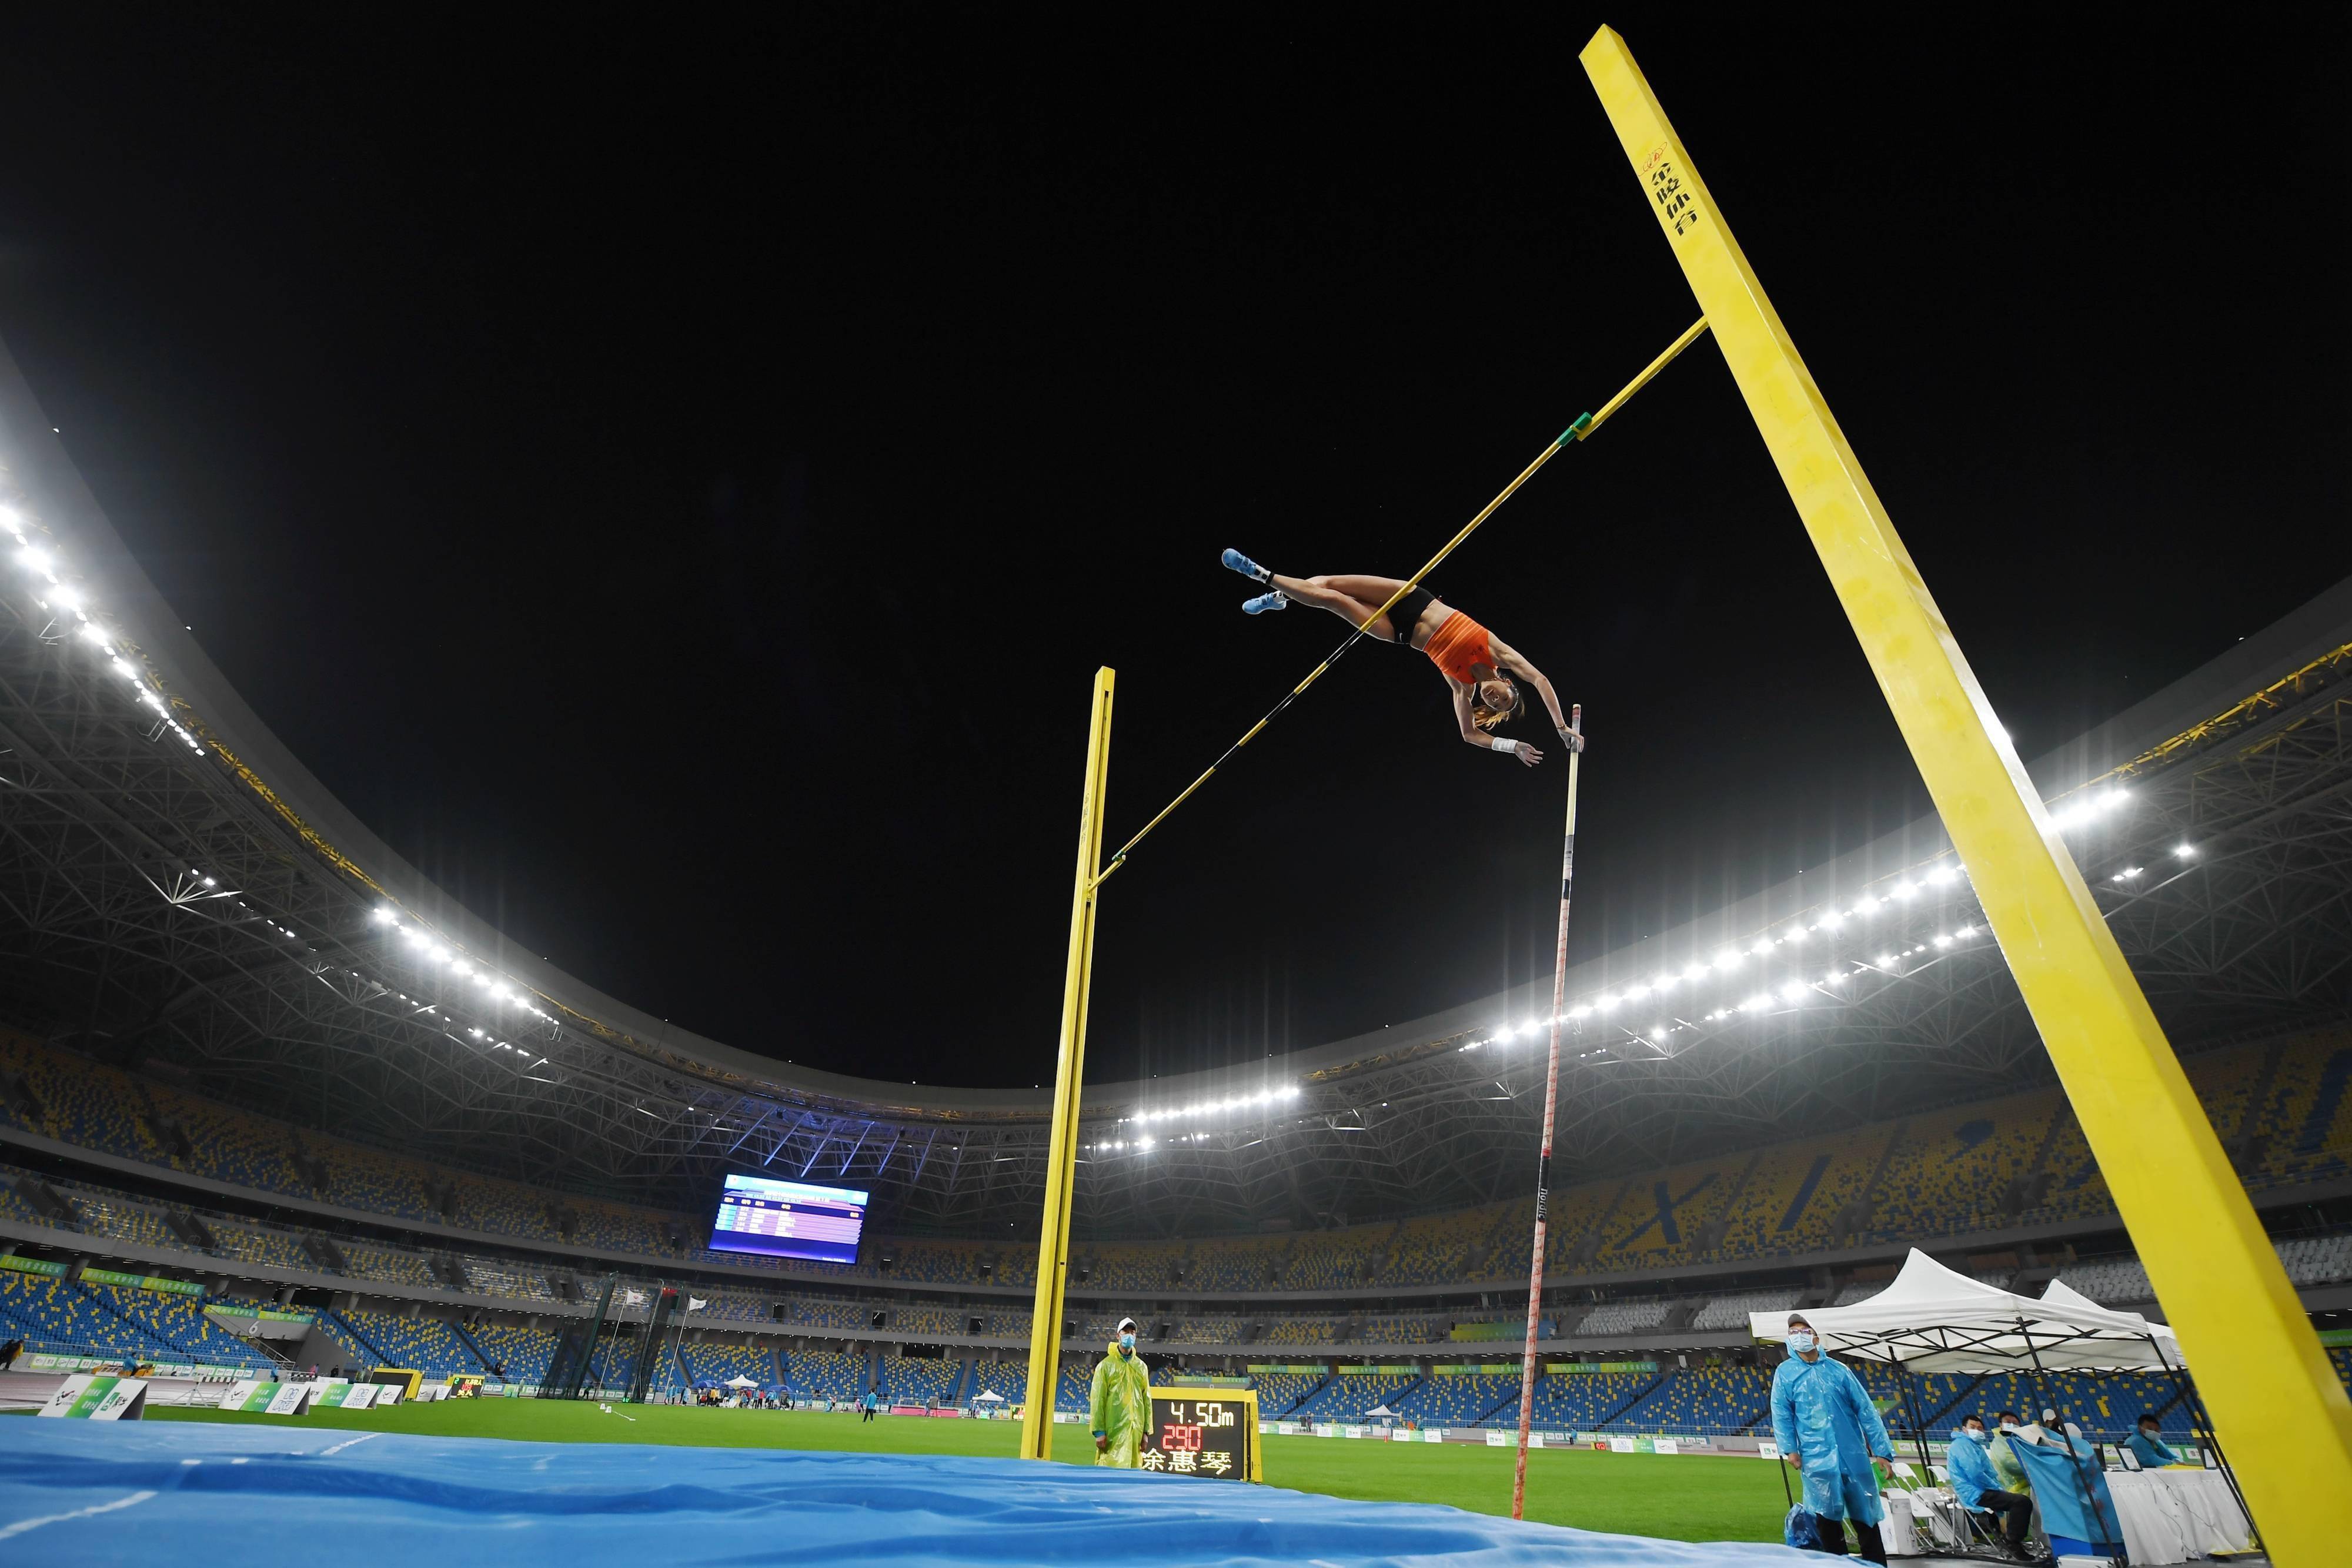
[
  {"xmin": 1623, "ymin": 982, "xmax": 1649, "ymax": 1001},
  {"xmin": 2112, "ymin": 867, "xmax": 2143, "ymax": 882},
  {"xmin": 1595, "ymin": 994, "xmax": 1619, "ymax": 1012},
  {"xmin": 47, "ymin": 583, "xmax": 79, "ymax": 610},
  {"xmin": 1825, "ymin": 969, "xmax": 1844, "ymax": 985},
  {"xmin": 1956, "ymin": 924, "xmax": 1977, "ymax": 937},
  {"xmin": 1928, "ymin": 864, "xmax": 1960, "ymax": 884},
  {"xmin": 1745, "ymin": 992, "xmax": 1773, "ymax": 1012},
  {"xmin": 1568, "ymin": 1003, "xmax": 1592, "ymax": 1019},
  {"xmin": 1713, "ymin": 948, "xmax": 1742, "ymax": 970},
  {"xmin": 1681, "ymin": 964, "xmax": 1706, "ymax": 982},
  {"xmin": 14, "ymin": 546, "xmax": 49, "ymax": 573},
  {"xmin": 1893, "ymin": 880, "xmax": 1917, "ymax": 899},
  {"xmin": 1933, "ymin": 932, "xmax": 1953, "ymax": 947},
  {"xmin": 1817, "ymin": 911, "xmax": 1842, "ymax": 930},
  {"xmin": 2176, "ymin": 843, "xmax": 2197, "ymax": 858},
  {"xmin": 1875, "ymin": 954, "xmax": 1897, "ymax": 968},
  {"xmin": 1650, "ymin": 1024, "xmax": 1668, "ymax": 1039},
  {"xmin": 1780, "ymin": 981, "xmax": 1806, "ymax": 1002}
]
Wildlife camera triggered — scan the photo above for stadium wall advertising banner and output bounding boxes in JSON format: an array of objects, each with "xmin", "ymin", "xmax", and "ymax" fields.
[
  {"xmin": 0, "ymin": 1254, "xmax": 66, "ymax": 1278},
  {"xmin": 81, "ymin": 1265, "xmax": 204, "ymax": 1296},
  {"xmin": 707, "ymin": 1173, "xmax": 869, "ymax": 1265},
  {"xmin": 1141, "ymin": 1389, "xmax": 1260, "ymax": 1482},
  {"xmin": 19, "ymin": 1352, "xmax": 246, "ymax": 1378}
]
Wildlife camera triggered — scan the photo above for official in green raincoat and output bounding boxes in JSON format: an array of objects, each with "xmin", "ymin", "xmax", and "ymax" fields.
[{"xmin": 1090, "ymin": 1316, "xmax": 1151, "ymax": 1468}]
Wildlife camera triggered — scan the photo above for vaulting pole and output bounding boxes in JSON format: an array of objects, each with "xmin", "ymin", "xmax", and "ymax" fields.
[
  {"xmin": 1582, "ymin": 26, "xmax": 2352, "ymax": 1560},
  {"xmin": 1020, "ymin": 667, "xmax": 1115, "ymax": 1461},
  {"xmin": 1512, "ymin": 703, "xmax": 1582, "ymax": 1519}
]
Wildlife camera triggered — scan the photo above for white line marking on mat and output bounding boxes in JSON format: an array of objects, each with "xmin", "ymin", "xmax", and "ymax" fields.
[
  {"xmin": 319, "ymin": 1433, "xmax": 382, "ymax": 1457},
  {"xmin": 0, "ymin": 1490, "xmax": 159, "ymax": 1541}
]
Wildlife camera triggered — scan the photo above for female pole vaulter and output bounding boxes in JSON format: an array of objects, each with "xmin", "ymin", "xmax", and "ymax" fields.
[{"xmin": 1222, "ymin": 549, "xmax": 1584, "ymax": 766}]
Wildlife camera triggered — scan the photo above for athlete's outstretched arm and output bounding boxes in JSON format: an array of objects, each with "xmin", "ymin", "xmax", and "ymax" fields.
[
  {"xmin": 1454, "ymin": 683, "xmax": 1544, "ymax": 767},
  {"xmin": 1491, "ymin": 638, "xmax": 1583, "ymax": 753}
]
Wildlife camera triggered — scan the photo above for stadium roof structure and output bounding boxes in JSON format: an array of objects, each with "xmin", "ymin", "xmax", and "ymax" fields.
[{"xmin": 3, "ymin": 336, "xmax": 2350, "ymax": 1240}]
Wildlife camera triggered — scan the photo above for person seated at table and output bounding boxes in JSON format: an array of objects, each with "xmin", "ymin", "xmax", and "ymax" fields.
[
  {"xmin": 1948, "ymin": 1414, "xmax": 2042, "ymax": 1562},
  {"xmin": 2123, "ymin": 1413, "xmax": 2181, "ymax": 1469}
]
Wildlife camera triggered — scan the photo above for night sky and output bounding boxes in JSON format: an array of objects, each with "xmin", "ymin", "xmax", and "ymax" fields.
[{"xmin": 1, "ymin": 11, "xmax": 2343, "ymax": 1091}]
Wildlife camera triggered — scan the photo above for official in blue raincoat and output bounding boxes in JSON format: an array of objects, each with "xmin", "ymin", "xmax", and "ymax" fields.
[{"xmin": 1770, "ymin": 1312, "xmax": 1895, "ymax": 1563}]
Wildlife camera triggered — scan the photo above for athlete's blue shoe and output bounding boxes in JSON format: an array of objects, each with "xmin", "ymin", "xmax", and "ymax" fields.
[
  {"xmin": 1242, "ymin": 591, "xmax": 1288, "ymax": 614},
  {"xmin": 1222, "ymin": 548, "xmax": 1272, "ymax": 584}
]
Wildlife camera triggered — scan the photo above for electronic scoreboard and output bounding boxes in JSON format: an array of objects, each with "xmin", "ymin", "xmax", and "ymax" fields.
[
  {"xmin": 1140, "ymin": 1388, "xmax": 1261, "ymax": 1482},
  {"xmin": 707, "ymin": 1173, "xmax": 868, "ymax": 1264}
]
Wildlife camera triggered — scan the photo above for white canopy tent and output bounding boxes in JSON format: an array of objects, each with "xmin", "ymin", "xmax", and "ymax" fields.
[
  {"xmin": 724, "ymin": 1375, "xmax": 760, "ymax": 1389},
  {"xmin": 973, "ymin": 1390, "xmax": 1006, "ymax": 1404},
  {"xmin": 1748, "ymin": 1249, "xmax": 2184, "ymax": 1373},
  {"xmin": 1750, "ymin": 1250, "xmax": 2233, "ymax": 1558}
]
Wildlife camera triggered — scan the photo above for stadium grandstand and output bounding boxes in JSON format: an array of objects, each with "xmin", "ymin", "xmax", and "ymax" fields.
[{"xmin": 2, "ymin": 322, "xmax": 2351, "ymax": 1448}]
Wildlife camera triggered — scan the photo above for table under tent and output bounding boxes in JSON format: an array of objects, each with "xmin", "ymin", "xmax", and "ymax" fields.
[{"xmin": 1749, "ymin": 1249, "xmax": 2256, "ymax": 1564}]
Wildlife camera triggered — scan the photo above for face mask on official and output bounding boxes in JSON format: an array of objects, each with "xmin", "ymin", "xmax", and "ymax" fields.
[
  {"xmin": 1786, "ymin": 1329, "xmax": 1816, "ymax": 1354},
  {"xmin": 1117, "ymin": 1318, "xmax": 1137, "ymax": 1355},
  {"xmin": 1964, "ymin": 1422, "xmax": 1989, "ymax": 1443}
]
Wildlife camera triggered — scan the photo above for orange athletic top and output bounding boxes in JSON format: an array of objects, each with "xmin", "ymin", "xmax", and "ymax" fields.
[{"xmin": 1421, "ymin": 609, "xmax": 1495, "ymax": 684}]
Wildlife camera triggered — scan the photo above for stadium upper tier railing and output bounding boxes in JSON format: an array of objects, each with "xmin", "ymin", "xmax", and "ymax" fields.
[{"xmin": 6, "ymin": 1021, "xmax": 2351, "ymax": 1302}]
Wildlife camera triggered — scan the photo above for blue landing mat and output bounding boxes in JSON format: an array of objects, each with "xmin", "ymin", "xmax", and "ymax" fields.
[{"xmin": 0, "ymin": 1420, "xmax": 1808, "ymax": 1566}]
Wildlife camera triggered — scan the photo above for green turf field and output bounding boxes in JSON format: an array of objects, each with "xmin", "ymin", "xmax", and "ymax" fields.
[{"xmin": 144, "ymin": 1401, "xmax": 1789, "ymax": 1543}]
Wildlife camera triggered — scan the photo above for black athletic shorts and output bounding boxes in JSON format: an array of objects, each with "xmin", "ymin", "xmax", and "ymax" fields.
[{"xmin": 1382, "ymin": 585, "xmax": 1434, "ymax": 643}]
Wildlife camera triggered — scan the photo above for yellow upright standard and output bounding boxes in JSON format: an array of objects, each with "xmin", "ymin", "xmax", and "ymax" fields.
[
  {"xmin": 1579, "ymin": 26, "xmax": 2350, "ymax": 1560},
  {"xmin": 1019, "ymin": 667, "xmax": 1116, "ymax": 1460}
]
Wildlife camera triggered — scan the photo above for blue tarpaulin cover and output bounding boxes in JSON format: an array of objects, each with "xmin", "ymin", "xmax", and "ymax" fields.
[
  {"xmin": 2007, "ymin": 1429, "xmax": 2123, "ymax": 1548},
  {"xmin": 0, "ymin": 1419, "xmax": 1810, "ymax": 1566}
]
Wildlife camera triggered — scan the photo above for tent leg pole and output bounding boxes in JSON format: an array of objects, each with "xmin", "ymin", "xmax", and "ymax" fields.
[{"xmin": 1897, "ymin": 1368, "xmax": 1934, "ymax": 1476}]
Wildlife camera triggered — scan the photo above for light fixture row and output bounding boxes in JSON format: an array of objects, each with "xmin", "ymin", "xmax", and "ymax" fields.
[{"xmin": 7, "ymin": 505, "xmax": 205, "ymax": 754}]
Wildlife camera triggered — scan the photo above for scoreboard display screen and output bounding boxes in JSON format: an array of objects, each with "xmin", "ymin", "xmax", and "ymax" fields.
[
  {"xmin": 707, "ymin": 1174, "xmax": 868, "ymax": 1264},
  {"xmin": 1139, "ymin": 1390, "xmax": 1260, "ymax": 1482}
]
